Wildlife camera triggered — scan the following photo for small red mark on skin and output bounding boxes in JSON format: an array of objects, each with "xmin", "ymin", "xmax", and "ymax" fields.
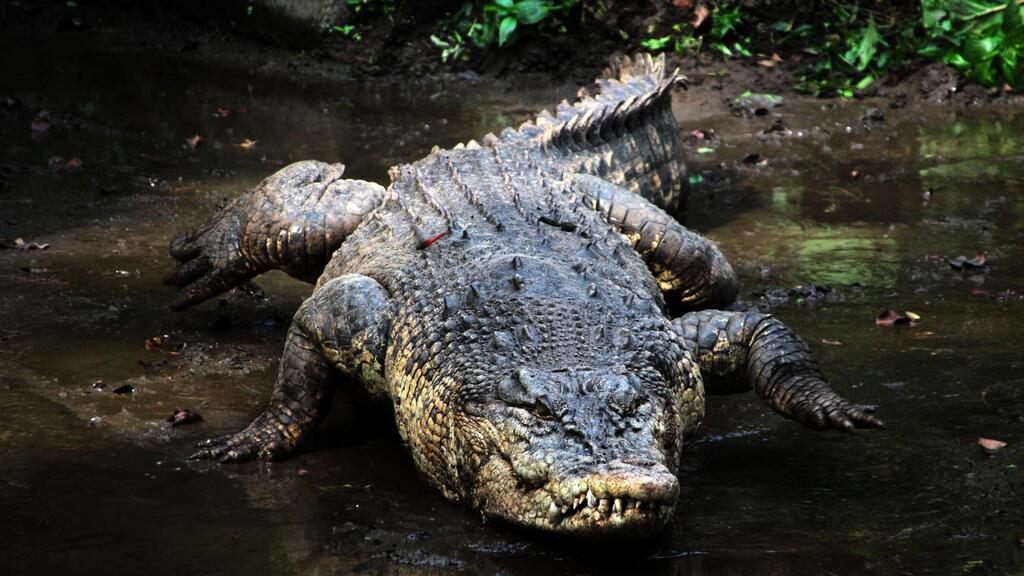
[{"xmin": 417, "ymin": 230, "xmax": 449, "ymax": 250}]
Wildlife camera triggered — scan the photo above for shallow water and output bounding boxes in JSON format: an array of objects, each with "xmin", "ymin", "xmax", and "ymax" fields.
[{"xmin": 2, "ymin": 36, "xmax": 1022, "ymax": 576}]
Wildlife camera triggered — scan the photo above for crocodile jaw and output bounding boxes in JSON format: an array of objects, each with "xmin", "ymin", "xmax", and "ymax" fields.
[{"xmin": 472, "ymin": 455, "xmax": 679, "ymax": 537}]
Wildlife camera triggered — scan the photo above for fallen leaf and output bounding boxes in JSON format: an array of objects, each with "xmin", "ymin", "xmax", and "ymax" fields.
[
  {"xmin": 970, "ymin": 287, "xmax": 1023, "ymax": 302},
  {"xmin": 47, "ymin": 156, "xmax": 82, "ymax": 172},
  {"xmin": 3, "ymin": 238, "xmax": 50, "ymax": 250},
  {"xmin": 167, "ymin": 408, "xmax": 202, "ymax": 428},
  {"xmin": 757, "ymin": 59, "xmax": 776, "ymax": 68},
  {"xmin": 212, "ymin": 106, "xmax": 249, "ymax": 118},
  {"xmin": 692, "ymin": 4, "xmax": 710, "ymax": 28},
  {"xmin": 185, "ymin": 134, "xmax": 204, "ymax": 150},
  {"xmin": 978, "ymin": 437, "xmax": 1007, "ymax": 453},
  {"xmin": 820, "ymin": 339, "xmax": 843, "ymax": 346},
  {"xmin": 30, "ymin": 112, "xmax": 51, "ymax": 133},
  {"xmin": 876, "ymin": 309, "xmax": 920, "ymax": 326},
  {"xmin": 237, "ymin": 138, "xmax": 257, "ymax": 150},
  {"xmin": 144, "ymin": 336, "xmax": 164, "ymax": 351}
]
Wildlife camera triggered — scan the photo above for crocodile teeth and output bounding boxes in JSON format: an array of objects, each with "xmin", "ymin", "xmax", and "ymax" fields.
[
  {"xmin": 586, "ymin": 489, "xmax": 596, "ymax": 509},
  {"xmin": 612, "ymin": 498, "xmax": 623, "ymax": 515}
]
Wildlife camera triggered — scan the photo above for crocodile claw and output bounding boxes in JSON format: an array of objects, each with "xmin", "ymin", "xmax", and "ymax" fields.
[
  {"xmin": 790, "ymin": 386, "xmax": 885, "ymax": 432},
  {"xmin": 189, "ymin": 426, "xmax": 290, "ymax": 463}
]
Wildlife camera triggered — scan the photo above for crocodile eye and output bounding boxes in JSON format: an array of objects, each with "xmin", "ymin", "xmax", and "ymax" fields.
[{"xmin": 530, "ymin": 400, "xmax": 554, "ymax": 421}]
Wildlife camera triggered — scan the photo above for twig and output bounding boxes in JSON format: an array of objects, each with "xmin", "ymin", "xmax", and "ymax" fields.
[{"xmin": 962, "ymin": 0, "xmax": 1024, "ymax": 21}]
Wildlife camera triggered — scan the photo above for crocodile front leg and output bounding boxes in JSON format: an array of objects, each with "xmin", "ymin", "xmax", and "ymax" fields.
[
  {"xmin": 569, "ymin": 174, "xmax": 739, "ymax": 310},
  {"xmin": 166, "ymin": 161, "xmax": 386, "ymax": 310},
  {"xmin": 191, "ymin": 274, "xmax": 390, "ymax": 462},
  {"xmin": 673, "ymin": 310, "xmax": 884, "ymax": 431}
]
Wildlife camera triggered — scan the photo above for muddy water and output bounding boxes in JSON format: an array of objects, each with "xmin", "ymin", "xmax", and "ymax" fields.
[{"xmin": 2, "ymin": 38, "xmax": 1022, "ymax": 576}]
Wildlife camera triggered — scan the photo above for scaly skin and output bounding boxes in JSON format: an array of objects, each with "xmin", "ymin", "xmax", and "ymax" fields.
[{"xmin": 174, "ymin": 55, "xmax": 882, "ymax": 538}]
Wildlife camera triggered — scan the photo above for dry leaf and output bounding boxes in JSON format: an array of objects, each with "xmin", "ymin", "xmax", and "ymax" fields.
[
  {"xmin": 978, "ymin": 437, "xmax": 1007, "ymax": 453},
  {"xmin": 692, "ymin": 4, "xmax": 710, "ymax": 28},
  {"xmin": 238, "ymin": 138, "xmax": 257, "ymax": 150},
  {"xmin": 876, "ymin": 310, "xmax": 920, "ymax": 326},
  {"xmin": 820, "ymin": 339, "xmax": 843, "ymax": 346},
  {"xmin": 185, "ymin": 134, "xmax": 204, "ymax": 150},
  {"xmin": 11, "ymin": 238, "xmax": 50, "ymax": 251},
  {"xmin": 757, "ymin": 59, "xmax": 776, "ymax": 68}
]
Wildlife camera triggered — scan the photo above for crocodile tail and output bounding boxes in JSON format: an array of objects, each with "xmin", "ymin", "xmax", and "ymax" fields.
[{"xmin": 495, "ymin": 53, "xmax": 689, "ymax": 209}]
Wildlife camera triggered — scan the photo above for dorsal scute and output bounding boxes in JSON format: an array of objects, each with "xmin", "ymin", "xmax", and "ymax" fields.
[{"xmin": 409, "ymin": 53, "xmax": 681, "ymax": 170}]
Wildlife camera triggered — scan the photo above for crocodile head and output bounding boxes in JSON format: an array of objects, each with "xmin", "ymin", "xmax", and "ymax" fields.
[{"xmin": 398, "ymin": 302, "xmax": 704, "ymax": 538}]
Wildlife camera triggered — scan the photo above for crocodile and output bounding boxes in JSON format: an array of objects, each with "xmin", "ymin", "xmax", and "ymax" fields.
[{"xmin": 167, "ymin": 54, "xmax": 882, "ymax": 537}]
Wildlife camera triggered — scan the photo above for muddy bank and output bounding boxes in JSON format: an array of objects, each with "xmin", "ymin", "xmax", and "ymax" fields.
[{"xmin": 7, "ymin": 0, "xmax": 1024, "ymax": 113}]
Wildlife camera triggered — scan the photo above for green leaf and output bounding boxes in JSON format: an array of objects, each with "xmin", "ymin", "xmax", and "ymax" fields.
[
  {"xmin": 494, "ymin": 0, "xmax": 514, "ymax": 9},
  {"xmin": 1002, "ymin": 46, "xmax": 1019, "ymax": 84},
  {"xmin": 1003, "ymin": 0, "xmax": 1022, "ymax": 33},
  {"xmin": 498, "ymin": 15, "xmax": 517, "ymax": 46},
  {"xmin": 964, "ymin": 35, "xmax": 1001, "ymax": 63},
  {"xmin": 513, "ymin": 0, "xmax": 549, "ymax": 25},
  {"xmin": 946, "ymin": 52, "xmax": 971, "ymax": 68},
  {"xmin": 853, "ymin": 18, "xmax": 880, "ymax": 71},
  {"xmin": 711, "ymin": 42, "xmax": 733, "ymax": 57},
  {"xmin": 641, "ymin": 36, "xmax": 672, "ymax": 51},
  {"xmin": 855, "ymin": 74, "xmax": 876, "ymax": 89},
  {"xmin": 968, "ymin": 57, "xmax": 996, "ymax": 84},
  {"xmin": 696, "ymin": 147, "xmax": 715, "ymax": 154}
]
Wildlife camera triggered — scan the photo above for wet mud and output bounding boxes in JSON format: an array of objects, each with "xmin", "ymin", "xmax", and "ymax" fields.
[{"xmin": 2, "ymin": 31, "xmax": 1022, "ymax": 576}]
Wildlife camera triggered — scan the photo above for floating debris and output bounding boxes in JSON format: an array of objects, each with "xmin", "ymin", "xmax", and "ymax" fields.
[
  {"xmin": 977, "ymin": 437, "xmax": 1007, "ymax": 454},
  {"xmin": 167, "ymin": 409, "xmax": 202, "ymax": 428},
  {"xmin": 184, "ymin": 134, "xmax": 204, "ymax": 150},
  {"xmin": 948, "ymin": 252, "xmax": 988, "ymax": 274},
  {"xmin": 875, "ymin": 310, "xmax": 921, "ymax": 326}
]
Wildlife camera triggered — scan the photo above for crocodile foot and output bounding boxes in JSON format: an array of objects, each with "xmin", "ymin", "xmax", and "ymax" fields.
[
  {"xmin": 189, "ymin": 420, "xmax": 293, "ymax": 463},
  {"xmin": 784, "ymin": 375, "xmax": 885, "ymax": 431}
]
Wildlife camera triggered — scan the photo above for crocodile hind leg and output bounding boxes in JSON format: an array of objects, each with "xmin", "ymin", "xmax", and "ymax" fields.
[
  {"xmin": 672, "ymin": 310, "xmax": 883, "ymax": 431},
  {"xmin": 570, "ymin": 174, "xmax": 739, "ymax": 309},
  {"xmin": 165, "ymin": 161, "xmax": 386, "ymax": 310},
  {"xmin": 191, "ymin": 274, "xmax": 390, "ymax": 462}
]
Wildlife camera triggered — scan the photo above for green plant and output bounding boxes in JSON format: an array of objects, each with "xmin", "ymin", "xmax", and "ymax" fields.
[
  {"xmin": 920, "ymin": 0, "xmax": 1024, "ymax": 87},
  {"xmin": 332, "ymin": 24, "xmax": 362, "ymax": 41},
  {"xmin": 640, "ymin": 1, "xmax": 750, "ymax": 58},
  {"xmin": 432, "ymin": 0, "xmax": 577, "ymax": 60}
]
